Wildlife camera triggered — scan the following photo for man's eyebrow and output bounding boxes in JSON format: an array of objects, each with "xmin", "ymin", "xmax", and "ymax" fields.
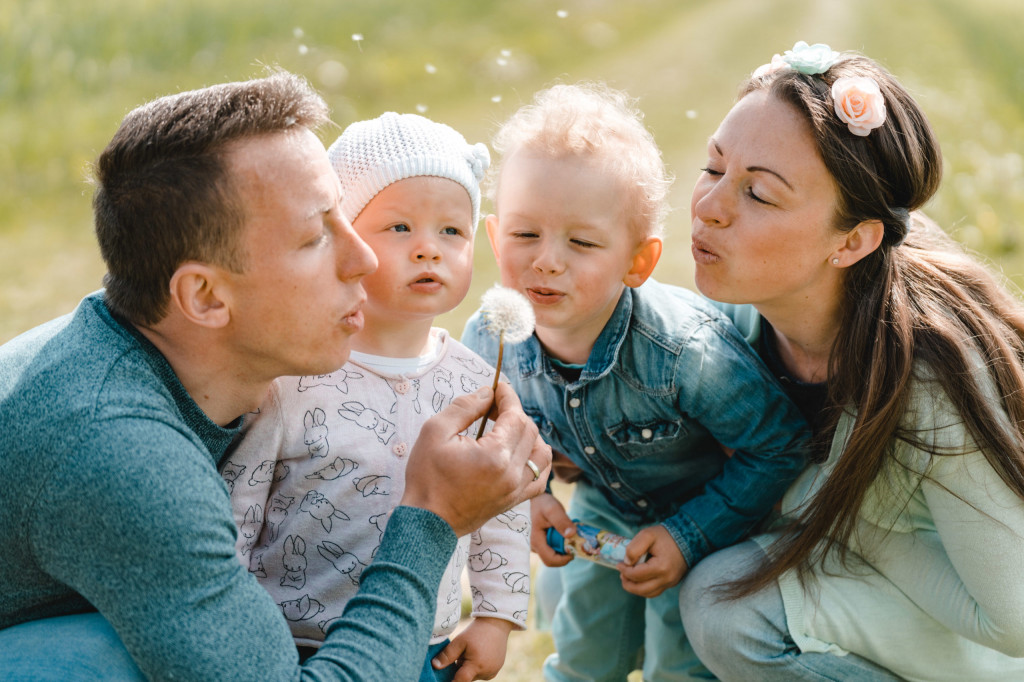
[{"xmin": 710, "ymin": 138, "xmax": 794, "ymax": 191}]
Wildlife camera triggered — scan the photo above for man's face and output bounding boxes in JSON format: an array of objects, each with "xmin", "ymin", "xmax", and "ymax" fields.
[{"xmin": 222, "ymin": 128, "xmax": 377, "ymax": 380}]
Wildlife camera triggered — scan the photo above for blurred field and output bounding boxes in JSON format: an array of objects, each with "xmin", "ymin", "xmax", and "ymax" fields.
[{"xmin": 3, "ymin": 0, "xmax": 1024, "ymax": 678}]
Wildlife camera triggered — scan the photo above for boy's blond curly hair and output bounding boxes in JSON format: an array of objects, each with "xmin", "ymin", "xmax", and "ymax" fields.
[{"xmin": 488, "ymin": 82, "xmax": 672, "ymax": 239}]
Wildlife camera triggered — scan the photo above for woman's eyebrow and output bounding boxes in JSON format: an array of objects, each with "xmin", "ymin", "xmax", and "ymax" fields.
[{"xmin": 710, "ymin": 138, "xmax": 794, "ymax": 191}]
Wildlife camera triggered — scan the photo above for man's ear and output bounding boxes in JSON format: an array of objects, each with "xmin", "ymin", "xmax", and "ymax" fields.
[
  {"xmin": 484, "ymin": 214, "xmax": 501, "ymax": 265},
  {"xmin": 623, "ymin": 236, "xmax": 663, "ymax": 288},
  {"xmin": 830, "ymin": 219, "xmax": 884, "ymax": 268},
  {"xmin": 168, "ymin": 262, "xmax": 231, "ymax": 329}
]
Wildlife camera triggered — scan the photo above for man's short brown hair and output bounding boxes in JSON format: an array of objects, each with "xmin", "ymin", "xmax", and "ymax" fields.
[{"xmin": 92, "ymin": 70, "xmax": 329, "ymax": 325}]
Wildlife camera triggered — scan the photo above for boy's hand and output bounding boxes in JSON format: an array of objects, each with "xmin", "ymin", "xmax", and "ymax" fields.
[
  {"xmin": 530, "ymin": 493, "xmax": 575, "ymax": 567},
  {"xmin": 618, "ymin": 524, "xmax": 688, "ymax": 598},
  {"xmin": 432, "ymin": 617, "xmax": 515, "ymax": 681}
]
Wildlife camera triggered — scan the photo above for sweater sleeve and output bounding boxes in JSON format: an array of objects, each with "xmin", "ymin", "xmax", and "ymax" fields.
[
  {"xmin": 466, "ymin": 500, "xmax": 531, "ymax": 629},
  {"xmin": 661, "ymin": 318, "xmax": 810, "ymax": 567},
  {"xmin": 855, "ymin": 445, "xmax": 1024, "ymax": 656},
  {"xmin": 31, "ymin": 417, "xmax": 456, "ymax": 681}
]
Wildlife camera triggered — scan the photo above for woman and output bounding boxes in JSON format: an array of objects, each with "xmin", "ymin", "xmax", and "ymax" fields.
[{"xmin": 680, "ymin": 42, "xmax": 1024, "ymax": 681}]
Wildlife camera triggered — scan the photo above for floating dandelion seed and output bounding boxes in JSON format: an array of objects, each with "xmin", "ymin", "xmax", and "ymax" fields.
[
  {"xmin": 352, "ymin": 33, "xmax": 364, "ymax": 51},
  {"xmin": 293, "ymin": 28, "xmax": 304, "ymax": 39},
  {"xmin": 475, "ymin": 285, "xmax": 535, "ymax": 438},
  {"xmin": 556, "ymin": 9, "xmax": 569, "ymax": 18},
  {"xmin": 686, "ymin": 110, "xmax": 698, "ymax": 119},
  {"xmin": 501, "ymin": 49, "xmax": 511, "ymax": 57},
  {"xmin": 496, "ymin": 57, "xmax": 508, "ymax": 66},
  {"xmin": 491, "ymin": 95, "xmax": 502, "ymax": 103},
  {"xmin": 298, "ymin": 44, "xmax": 309, "ymax": 55},
  {"xmin": 425, "ymin": 63, "xmax": 437, "ymax": 74},
  {"xmin": 416, "ymin": 104, "xmax": 428, "ymax": 113}
]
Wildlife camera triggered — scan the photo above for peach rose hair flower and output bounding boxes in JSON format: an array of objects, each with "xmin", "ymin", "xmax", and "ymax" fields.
[{"xmin": 831, "ymin": 76, "xmax": 887, "ymax": 136}]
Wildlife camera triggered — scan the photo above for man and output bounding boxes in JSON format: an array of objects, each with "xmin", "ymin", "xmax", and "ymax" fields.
[{"xmin": 0, "ymin": 71, "xmax": 550, "ymax": 680}]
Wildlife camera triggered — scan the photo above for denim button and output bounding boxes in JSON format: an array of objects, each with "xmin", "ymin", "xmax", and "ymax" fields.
[
  {"xmin": 610, "ymin": 482, "xmax": 621, "ymax": 489},
  {"xmin": 637, "ymin": 499, "xmax": 648, "ymax": 508},
  {"xmin": 641, "ymin": 428, "xmax": 653, "ymax": 440},
  {"xmin": 584, "ymin": 446, "xmax": 595, "ymax": 454},
  {"xmin": 569, "ymin": 397, "xmax": 581, "ymax": 408}
]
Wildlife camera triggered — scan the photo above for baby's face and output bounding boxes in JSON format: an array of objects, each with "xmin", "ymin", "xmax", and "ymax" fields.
[
  {"xmin": 352, "ymin": 176, "xmax": 475, "ymax": 331},
  {"xmin": 487, "ymin": 150, "xmax": 640, "ymax": 354}
]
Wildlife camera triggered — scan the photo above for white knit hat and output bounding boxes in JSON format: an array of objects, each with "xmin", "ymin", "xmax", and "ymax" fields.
[{"xmin": 327, "ymin": 112, "xmax": 490, "ymax": 231}]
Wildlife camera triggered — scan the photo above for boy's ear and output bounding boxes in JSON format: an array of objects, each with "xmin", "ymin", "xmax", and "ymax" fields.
[
  {"xmin": 168, "ymin": 262, "xmax": 231, "ymax": 329},
  {"xmin": 484, "ymin": 214, "xmax": 501, "ymax": 264},
  {"xmin": 623, "ymin": 236, "xmax": 662, "ymax": 288},
  {"xmin": 830, "ymin": 219, "xmax": 883, "ymax": 268}
]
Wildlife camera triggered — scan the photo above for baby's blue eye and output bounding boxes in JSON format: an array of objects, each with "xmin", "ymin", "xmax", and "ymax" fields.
[
  {"xmin": 390, "ymin": 223, "xmax": 410, "ymax": 233},
  {"xmin": 442, "ymin": 226, "xmax": 461, "ymax": 236}
]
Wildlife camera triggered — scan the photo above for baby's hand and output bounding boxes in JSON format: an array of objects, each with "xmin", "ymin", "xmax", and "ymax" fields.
[
  {"xmin": 433, "ymin": 617, "xmax": 515, "ymax": 681},
  {"xmin": 530, "ymin": 493, "xmax": 574, "ymax": 567},
  {"xmin": 618, "ymin": 524, "xmax": 688, "ymax": 598}
]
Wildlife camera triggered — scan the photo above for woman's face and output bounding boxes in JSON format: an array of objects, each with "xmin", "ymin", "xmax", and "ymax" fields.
[{"xmin": 690, "ymin": 90, "xmax": 847, "ymax": 314}]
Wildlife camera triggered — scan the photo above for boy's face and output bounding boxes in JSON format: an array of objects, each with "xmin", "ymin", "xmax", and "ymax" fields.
[
  {"xmin": 352, "ymin": 176, "xmax": 475, "ymax": 331},
  {"xmin": 487, "ymin": 150, "xmax": 655, "ymax": 358}
]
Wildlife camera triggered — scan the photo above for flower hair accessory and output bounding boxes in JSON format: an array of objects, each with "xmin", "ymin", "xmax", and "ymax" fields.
[
  {"xmin": 753, "ymin": 41, "xmax": 841, "ymax": 78},
  {"xmin": 831, "ymin": 76, "xmax": 887, "ymax": 136}
]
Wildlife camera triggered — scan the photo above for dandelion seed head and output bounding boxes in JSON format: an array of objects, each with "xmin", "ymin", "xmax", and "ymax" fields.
[
  {"xmin": 479, "ymin": 285, "xmax": 535, "ymax": 344},
  {"xmin": 556, "ymin": 10, "xmax": 569, "ymax": 18},
  {"xmin": 352, "ymin": 33, "xmax": 364, "ymax": 42},
  {"xmin": 298, "ymin": 44, "xmax": 309, "ymax": 55},
  {"xmin": 293, "ymin": 28, "xmax": 304, "ymax": 39},
  {"xmin": 425, "ymin": 63, "xmax": 437, "ymax": 74},
  {"xmin": 415, "ymin": 104, "xmax": 428, "ymax": 113},
  {"xmin": 686, "ymin": 110, "xmax": 698, "ymax": 119},
  {"xmin": 491, "ymin": 95, "xmax": 502, "ymax": 103}
]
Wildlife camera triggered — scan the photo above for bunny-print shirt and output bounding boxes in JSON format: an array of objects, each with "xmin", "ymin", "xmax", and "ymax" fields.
[{"xmin": 222, "ymin": 329, "xmax": 531, "ymax": 647}]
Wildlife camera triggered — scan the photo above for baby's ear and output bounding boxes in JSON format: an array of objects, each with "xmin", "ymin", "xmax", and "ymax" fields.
[{"xmin": 623, "ymin": 236, "xmax": 662, "ymax": 288}]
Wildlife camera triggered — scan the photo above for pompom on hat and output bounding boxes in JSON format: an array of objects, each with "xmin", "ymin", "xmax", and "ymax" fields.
[{"xmin": 327, "ymin": 111, "xmax": 490, "ymax": 231}]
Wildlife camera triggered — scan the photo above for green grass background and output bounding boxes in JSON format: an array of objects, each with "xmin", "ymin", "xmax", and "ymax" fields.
[{"xmin": 3, "ymin": 1, "xmax": 1023, "ymax": 677}]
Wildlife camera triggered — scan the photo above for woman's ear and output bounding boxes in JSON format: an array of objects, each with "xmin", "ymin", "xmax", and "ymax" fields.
[
  {"xmin": 830, "ymin": 219, "xmax": 884, "ymax": 268},
  {"xmin": 484, "ymin": 214, "xmax": 501, "ymax": 265},
  {"xmin": 623, "ymin": 236, "xmax": 663, "ymax": 288},
  {"xmin": 168, "ymin": 262, "xmax": 231, "ymax": 329}
]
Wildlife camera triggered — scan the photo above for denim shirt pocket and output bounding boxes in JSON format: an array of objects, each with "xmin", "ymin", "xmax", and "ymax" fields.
[
  {"xmin": 523, "ymin": 405, "xmax": 557, "ymax": 442},
  {"xmin": 606, "ymin": 418, "xmax": 688, "ymax": 461}
]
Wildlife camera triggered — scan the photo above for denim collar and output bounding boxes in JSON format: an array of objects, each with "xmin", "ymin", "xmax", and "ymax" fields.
[{"xmin": 512, "ymin": 287, "xmax": 632, "ymax": 386}]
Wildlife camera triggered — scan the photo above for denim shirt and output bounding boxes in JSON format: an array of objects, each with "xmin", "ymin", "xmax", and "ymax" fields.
[{"xmin": 462, "ymin": 280, "xmax": 810, "ymax": 567}]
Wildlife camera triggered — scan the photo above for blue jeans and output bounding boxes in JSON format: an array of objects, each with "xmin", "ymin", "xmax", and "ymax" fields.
[
  {"xmin": 679, "ymin": 541, "xmax": 904, "ymax": 681},
  {"xmin": 544, "ymin": 484, "xmax": 714, "ymax": 682},
  {"xmin": 0, "ymin": 612, "xmax": 145, "ymax": 681}
]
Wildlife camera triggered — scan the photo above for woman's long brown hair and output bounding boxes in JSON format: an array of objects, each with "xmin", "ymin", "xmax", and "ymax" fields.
[{"xmin": 722, "ymin": 55, "xmax": 1024, "ymax": 598}]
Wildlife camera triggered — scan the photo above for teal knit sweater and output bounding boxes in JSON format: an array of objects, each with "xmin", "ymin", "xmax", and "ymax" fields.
[{"xmin": 0, "ymin": 292, "xmax": 455, "ymax": 680}]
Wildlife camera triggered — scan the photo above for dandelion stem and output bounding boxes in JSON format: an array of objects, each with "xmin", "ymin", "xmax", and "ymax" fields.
[{"xmin": 475, "ymin": 329, "xmax": 504, "ymax": 439}]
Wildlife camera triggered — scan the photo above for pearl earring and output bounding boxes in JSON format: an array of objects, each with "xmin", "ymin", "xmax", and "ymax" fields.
[{"xmin": 832, "ymin": 258, "xmax": 840, "ymax": 265}]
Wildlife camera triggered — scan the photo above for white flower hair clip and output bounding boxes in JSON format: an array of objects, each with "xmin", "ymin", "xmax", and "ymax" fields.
[
  {"xmin": 474, "ymin": 285, "xmax": 535, "ymax": 439},
  {"xmin": 831, "ymin": 76, "xmax": 887, "ymax": 136},
  {"xmin": 753, "ymin": 41, "xmax": 841, "ymax": 78}
]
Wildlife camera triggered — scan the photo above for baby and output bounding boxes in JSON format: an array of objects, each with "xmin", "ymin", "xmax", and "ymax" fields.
[{"xmin": 222, "ymin": 112, "xmax": 530, "ymax": 681}]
